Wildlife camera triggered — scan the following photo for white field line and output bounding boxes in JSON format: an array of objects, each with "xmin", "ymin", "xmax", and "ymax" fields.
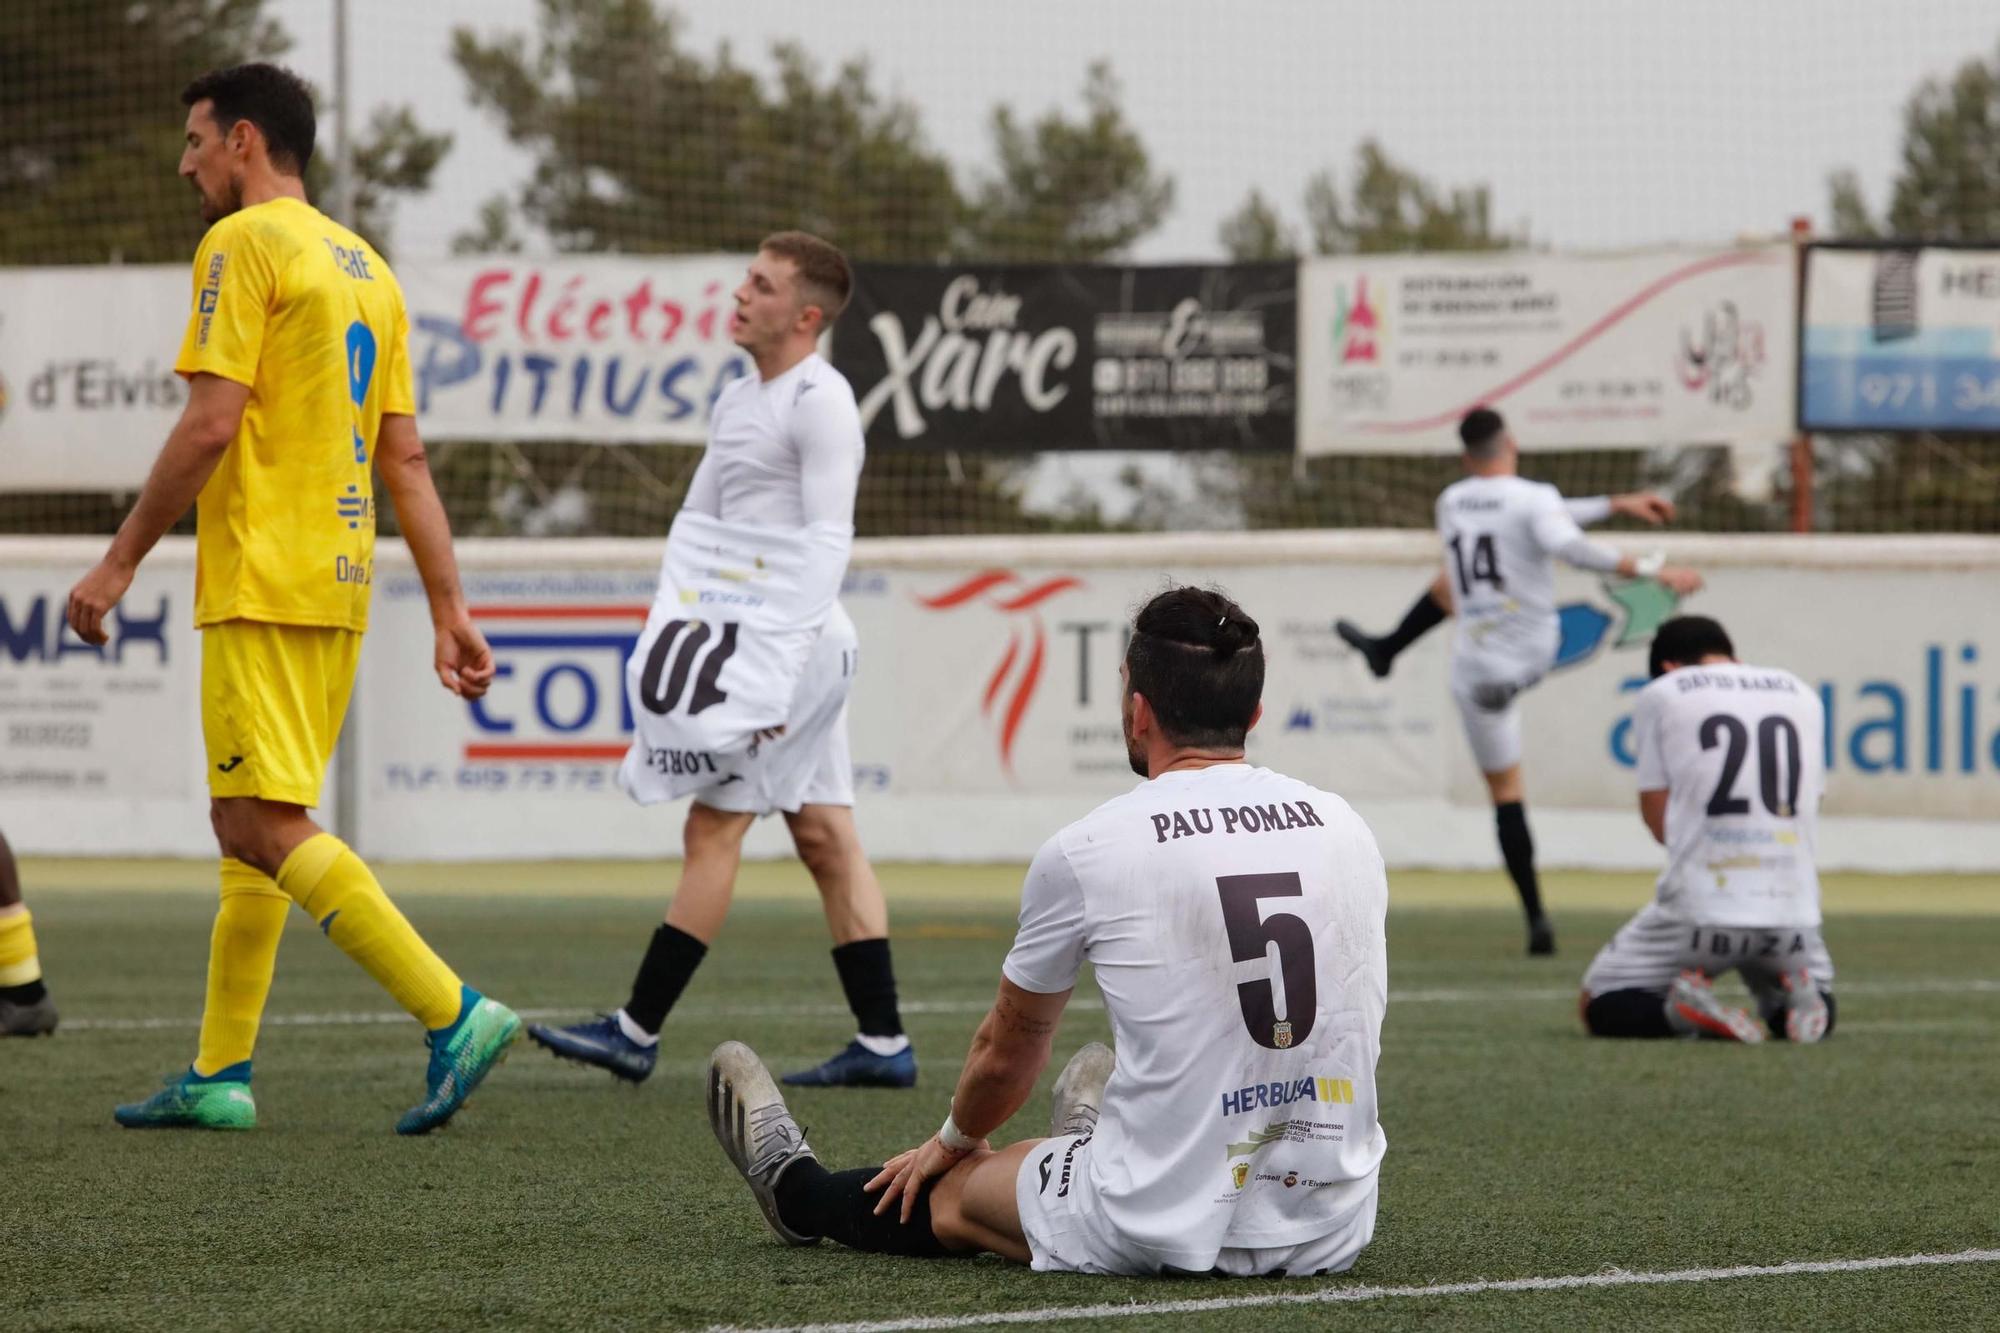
[
  {"xmin": 54, "ymin": 976, "xmax": 2000, "ymax": 1033},
  {"xmin": 707, "ymin": 1248, "xmax": 2000, "ymax": 1333}
]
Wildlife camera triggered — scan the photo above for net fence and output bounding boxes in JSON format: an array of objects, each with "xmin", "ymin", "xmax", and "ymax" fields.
[{"xmin": 5, "ymin": 0, "xmax": 1999, "ymax": 538}]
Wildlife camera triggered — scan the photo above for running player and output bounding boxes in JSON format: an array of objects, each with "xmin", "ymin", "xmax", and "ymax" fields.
[
  {"xmin": 1382, "ymin": 408, "xmax": 1701, "ymax": 955},
  {"xmin": 1336, "ymin": 497, "xmax": 1677, "ymax": 680},
  {"xmin": 0, "ymin": 829, "xmax": 57, "ymax": 1037},
  {"xmin": 66, "ymin": 64, "xmax": 518, "ymax": 1133},
  {"xmin": 1582, "ymin": 615, "xmax": 1833, "ymax": 1043},
  {"xmin": 529, "ymin": 233, "xmax": 914, "ymax": 1089},
  {"xmin": 708, "ymin": 587, "xmax": 1390, "ymax": 1277}
]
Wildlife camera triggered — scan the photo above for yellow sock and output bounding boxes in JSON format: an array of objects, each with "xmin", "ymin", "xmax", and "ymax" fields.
[
  {"xmin": 193, "ymin": 859, "xmax": 292, "ymax": 1076},
  {"xmin": 0, "ymin": 906, "xmax": 42, "ymax": 988},
  {"xmin": 276, "ymin": 834, "xmax": 463, "ymax": 1030}
]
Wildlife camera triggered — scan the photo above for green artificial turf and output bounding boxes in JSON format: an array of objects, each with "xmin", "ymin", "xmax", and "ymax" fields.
[{"xmin": 6, "ymin": 864, "xmax": 1998, "ymax": 1331}]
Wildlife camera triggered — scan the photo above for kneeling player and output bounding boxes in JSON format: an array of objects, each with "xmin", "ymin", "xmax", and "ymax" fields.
[
  {"xmin": 1582, "ymin": 615, "xmax": 1834, "ymax": 1043},
  {"xmin": 709, "ymin": 587, "xmax": 1390, "ymax": 1277}
]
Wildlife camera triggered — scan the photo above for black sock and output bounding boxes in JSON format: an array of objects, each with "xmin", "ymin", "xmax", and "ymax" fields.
[
  {"xmin": 773, "ymin": 1159, "xmax": 955, "ymax": 1257},
  {"xmin": 831, "ymin": 938, "xmax": 904, "ymax": 1039},
  {"xmin": 1583, "ymin": 988, "xmax": 1675, "ymax": 1038},
  {"xmin": 1377, "ymin": 591, "xmax": 1447, "ymax": 662},
  {"xmin": 0, "ymin": 979, "xmax": 47, "ymax": 1005},
  {"xmin": 1495, "ymin": 801, "xmax": 1544, "ymax": 920},
  {"xmin": 622, "ymin": 923, "xmax": 707, "ymax": 1035}
]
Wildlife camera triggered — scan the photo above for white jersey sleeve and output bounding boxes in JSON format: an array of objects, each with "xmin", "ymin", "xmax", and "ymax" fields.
[
  {"xmin": 792, "ymin": 370, "xmax": 865, "ymax": 532},
  {"xmin": 1633, "ymin": 680, "xmax": 1670, "ymax": 791},
  {"xmin": 1003, "ymin": 836, "xmax": 1087, "ymax": 995}
]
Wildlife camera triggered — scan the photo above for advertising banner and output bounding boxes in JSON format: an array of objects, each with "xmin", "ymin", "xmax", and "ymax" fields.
[
  {"xmin": 0, "ymin": 255, "xmax": 760, "ymax": 492},
  {"xmin": 832, "ymin": 263, "xmax": 1296, "ymax": 451},
  {"xmin": 0, "ymin": 265, "xmax": 187, "ymax": 491},
  {"xmin": 1800, "ymin": 245, "xmax": 2000, "ymax": 432},
  {"xmin": 401, "ymin": 256, "xmax": 755, "ymax": 444},
  {"xmin": 1297, "ymin": 246, "xmax": 1796, "ymax": 454}
]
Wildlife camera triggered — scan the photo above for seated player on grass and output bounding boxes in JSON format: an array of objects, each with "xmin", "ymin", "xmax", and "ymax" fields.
[
  {"xmin": 708, "ymin": 586, "xmax": 1391, "ymax": 1277},
  {"xmin": 1581, "ymin": 615, "xmax": 1835, "ymax": 1044}
]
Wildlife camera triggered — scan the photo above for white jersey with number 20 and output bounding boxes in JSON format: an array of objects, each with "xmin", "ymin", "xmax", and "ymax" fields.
[
  {"xmin": 1632, "ymin": 662, "xmax": 1826, "ymax": 928},
  {"xmin": 1002, "ymin": 763, "xmax": 1389, "ymax": 1273}
]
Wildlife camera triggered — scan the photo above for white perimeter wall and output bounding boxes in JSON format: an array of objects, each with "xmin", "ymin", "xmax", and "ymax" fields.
[{"xmin": 5, "ymin": 531, "xmax": 2000, "ymax": 873}]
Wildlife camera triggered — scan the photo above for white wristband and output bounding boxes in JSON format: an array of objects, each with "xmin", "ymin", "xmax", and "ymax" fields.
[
  {"xmin": 1634, "ymin": 550, "xmax": 1666, "ymax": 578},
  {"xmin": 938, "ymin": 1112, "xmax": 979, "ymax": 1153}
]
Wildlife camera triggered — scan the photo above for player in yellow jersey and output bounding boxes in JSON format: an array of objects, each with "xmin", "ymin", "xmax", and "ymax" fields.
[{"xmin": 65, "ymin": 64, "xmax": 518, "ymax": 1135}]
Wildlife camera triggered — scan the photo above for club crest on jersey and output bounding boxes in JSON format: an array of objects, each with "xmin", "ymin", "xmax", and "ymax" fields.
[
  {"xmin": 1231, "ymin": 1162, "xmax": 1251, "ymax": 1190},
  {"xmin": 1273, "ymin": 1021, "xmax": 1293, "ymax": 1049}
]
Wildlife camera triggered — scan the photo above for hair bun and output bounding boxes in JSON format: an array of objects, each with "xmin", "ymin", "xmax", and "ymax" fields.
[{"xmin": 1211, "ymin": 612, "xmax": 1260, "ymax": 659}]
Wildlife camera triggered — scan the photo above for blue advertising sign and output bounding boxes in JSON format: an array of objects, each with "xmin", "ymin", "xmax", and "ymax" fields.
[{"xmin": 1800, "ymin": 245, "xmax": 2000, "ymax": 432}]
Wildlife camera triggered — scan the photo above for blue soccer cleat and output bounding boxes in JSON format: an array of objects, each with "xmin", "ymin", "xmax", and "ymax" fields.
[
  {"xmin": 780, "ymin": 1039, "xmax": 917, "ymax": 1089},
  {"xmin": 114, "ymin": 1062, "xmax": 257, "ymax": 1130},
  {"xmin": 526, "ymin": 1014, "xmax": 658, "ymax": 1084},
  {"xmin": 395, "ymin": 987, "xmax": 520, "ymax": 1135}
]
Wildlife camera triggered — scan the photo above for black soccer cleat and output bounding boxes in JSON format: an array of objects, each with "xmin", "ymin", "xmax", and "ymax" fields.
[
  {"xmin": 1526, "ymin": 914, "xmax": 1557, "ymax": 957},
  {"xmin": 527, "ymin": 1014, "xmax": 657, "ymax": 1084},
  {"xmin": 1335, "ymin": 620, "xmax": 1395, "ymax": 679},
  {"xmin": 0, "ymin": 987, "xmax": 57, "ymax": 1037}
]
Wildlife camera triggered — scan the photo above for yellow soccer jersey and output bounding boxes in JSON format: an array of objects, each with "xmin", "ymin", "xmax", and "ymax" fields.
[{"xmin": 175, "ymin": 196, "xmax": 414, "ymax": 631}]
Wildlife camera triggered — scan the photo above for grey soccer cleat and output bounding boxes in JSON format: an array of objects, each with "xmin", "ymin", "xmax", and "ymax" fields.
[
  {"xmin": 708, "ymin": 1041, "xmax": 821, "ymax": 1246},
  {"xmin": 1048, "ymin": 1041, "xmax": 1115, "ymax": 1138},
  {"xmin": 1668, "ymin": 970, "xmax": 1765, "ymax": 1043},
  {"xmin": 1781, "ymin": 970, "xmax": 1830, "ymax": 1044},
  {"xmin": 0, "ymin": 990, "xmax": 57, "ymax": 1037}
]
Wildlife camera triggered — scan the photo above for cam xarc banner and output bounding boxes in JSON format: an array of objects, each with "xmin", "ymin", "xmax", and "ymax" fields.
[
  {"xmin": 1297, "ymin": 246, "xmax": 1797, "ymax": 454},
  {"xmin": 1800, "ymin": 245, "xmax": 2000, "ymax": 432},
  {"xmin": 831, "ymin": 263, "xmax": 1297, "ymax": 451},
  {"xmin": 0, "ymin": 255, "xmax": 760, "ymax": 492}
]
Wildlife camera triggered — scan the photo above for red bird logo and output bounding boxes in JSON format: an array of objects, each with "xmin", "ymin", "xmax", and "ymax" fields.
[{"xmin": 916, "ymin": 570, "xmax": 1084, "ymax": 777}]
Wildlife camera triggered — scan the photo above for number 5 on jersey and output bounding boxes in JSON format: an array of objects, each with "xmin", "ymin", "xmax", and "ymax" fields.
[{"xmin": 1217, "ymin": 873, "xmax": 1317, "ymax": 1050}]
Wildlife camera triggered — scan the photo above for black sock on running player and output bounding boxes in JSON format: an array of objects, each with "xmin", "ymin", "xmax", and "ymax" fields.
[
  {"xmin": 0, "ymin": 979, "xmax": 47, "ymax": 1006},
  {"xmin": 1495, "ymin": 801, "xmax": 1544, "ymax": 920},
  {"xmin": 773, "ymin": 1159, "xmax": 956, "ymax": 1257},
  {"xmin": 1376, "ymin": 590, "xmax": 1448, "ymax": 664},
  {"xmin": 622, "ymin": 923, "xmax": 708, "ymax": 1035},
  {"xmin": 831, "ymin": 938, "xmax": 906, "ymax": 1041}
]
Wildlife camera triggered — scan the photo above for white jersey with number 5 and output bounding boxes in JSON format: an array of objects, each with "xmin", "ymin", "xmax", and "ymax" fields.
[
  {"xmin": 1436, "ymin": 474, "xmax": 1596, "ymax": 675},
  {"xmin": 1632, "ymin": 662, "xmax": 1825, "ymax": 928},
  {"xmin": 1003, "ymin": 763, "xmax": 1389, "ymax": 1272}
]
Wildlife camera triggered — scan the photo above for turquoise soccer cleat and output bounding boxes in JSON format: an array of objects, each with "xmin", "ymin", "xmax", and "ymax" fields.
[
  {"xmin": 114, "ymin": 1063, "xmax": 258, "ymax": 1130},
  {"xmin": 395, "ymin": 987, "xmax": 521, "ymax": 1136}
]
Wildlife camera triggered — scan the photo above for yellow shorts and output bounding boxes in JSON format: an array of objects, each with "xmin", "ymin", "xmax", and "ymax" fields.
[{"xmin": 201, "ymin": 619, "xmax": 362, "ymax": 807}]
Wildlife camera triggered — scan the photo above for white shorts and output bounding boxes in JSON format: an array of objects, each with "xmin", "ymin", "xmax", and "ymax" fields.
[
  {"xmin": 693, "ymin": 607, "xmax": 857, "ymax": 817},
  {"xmin": 1449, "ymin": 652, "xmax": 1550, "ymax": 774},
  {"xmin": 1583, "ymin": 900, "xmax": 1835, "ymax": 1023},
  {"xmin": 1014, "ymin": 1134, "xmax": 1375, "ymax": 1278}
]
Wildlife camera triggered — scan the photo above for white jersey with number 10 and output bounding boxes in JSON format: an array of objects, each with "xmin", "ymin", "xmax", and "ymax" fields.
[{"xmin": 1002, "ymin": 763, "xmax": 1389, "ymax": 1273}]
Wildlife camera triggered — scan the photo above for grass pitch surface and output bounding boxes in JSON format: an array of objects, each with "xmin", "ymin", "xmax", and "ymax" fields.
[{"xmin": 8, "ymin": 861, "xmax": 1999, "ymax": 1331}]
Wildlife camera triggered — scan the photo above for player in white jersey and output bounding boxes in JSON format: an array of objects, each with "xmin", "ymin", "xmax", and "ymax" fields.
[
  {"xmin": 530, "ymin": 233, "xmax": 916, "ymax": 1089},
  {"xmin": 1582, "ymin": 616, "xmax": 1834, "ymax": 1044},
  {"xmin": 708, "ymin": 587, "xmax": 1391, "ymax": 1278},
  {"xmin": 1356, "ymin": 409, "xmax": 1702, "ymax": 956}
]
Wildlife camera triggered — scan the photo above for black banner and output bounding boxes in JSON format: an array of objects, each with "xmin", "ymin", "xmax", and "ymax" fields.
[{"xmin": 831, "ymin": 263, "xmax": 1296, "ymax": 451}]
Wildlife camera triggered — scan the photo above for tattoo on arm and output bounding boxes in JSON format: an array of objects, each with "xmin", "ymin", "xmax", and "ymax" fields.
[{"xmin": 992, "ymin": 993, "xmax": 1056, "ymax": 1037}]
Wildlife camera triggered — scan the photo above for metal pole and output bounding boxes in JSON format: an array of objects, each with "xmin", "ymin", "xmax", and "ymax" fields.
[
  {"xmin": 330, "ymin": 0, "xmax": 355, "ymax": 227},
  {"xmin": 1788, "ymin": 216, "xmax": 1814, "ymax": 534},
  {"xmin": 332, "ymin": 0, "xmax": 361, "ymax": 846}
]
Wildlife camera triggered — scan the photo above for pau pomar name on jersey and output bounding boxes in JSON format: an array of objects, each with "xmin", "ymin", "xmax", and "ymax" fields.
[{"xmin": 1148, "ymin": 799, "xmax": 1328, "ymax": 845}]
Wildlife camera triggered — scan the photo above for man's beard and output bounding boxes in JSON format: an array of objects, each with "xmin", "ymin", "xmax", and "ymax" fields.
[
  {"xmin": 1123, "ymin": 721, "xmax": 1147, "ymax": 778},
  {"xmin": 198, "ymin": 175, "xmax": 243, "ymax": 224}
]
